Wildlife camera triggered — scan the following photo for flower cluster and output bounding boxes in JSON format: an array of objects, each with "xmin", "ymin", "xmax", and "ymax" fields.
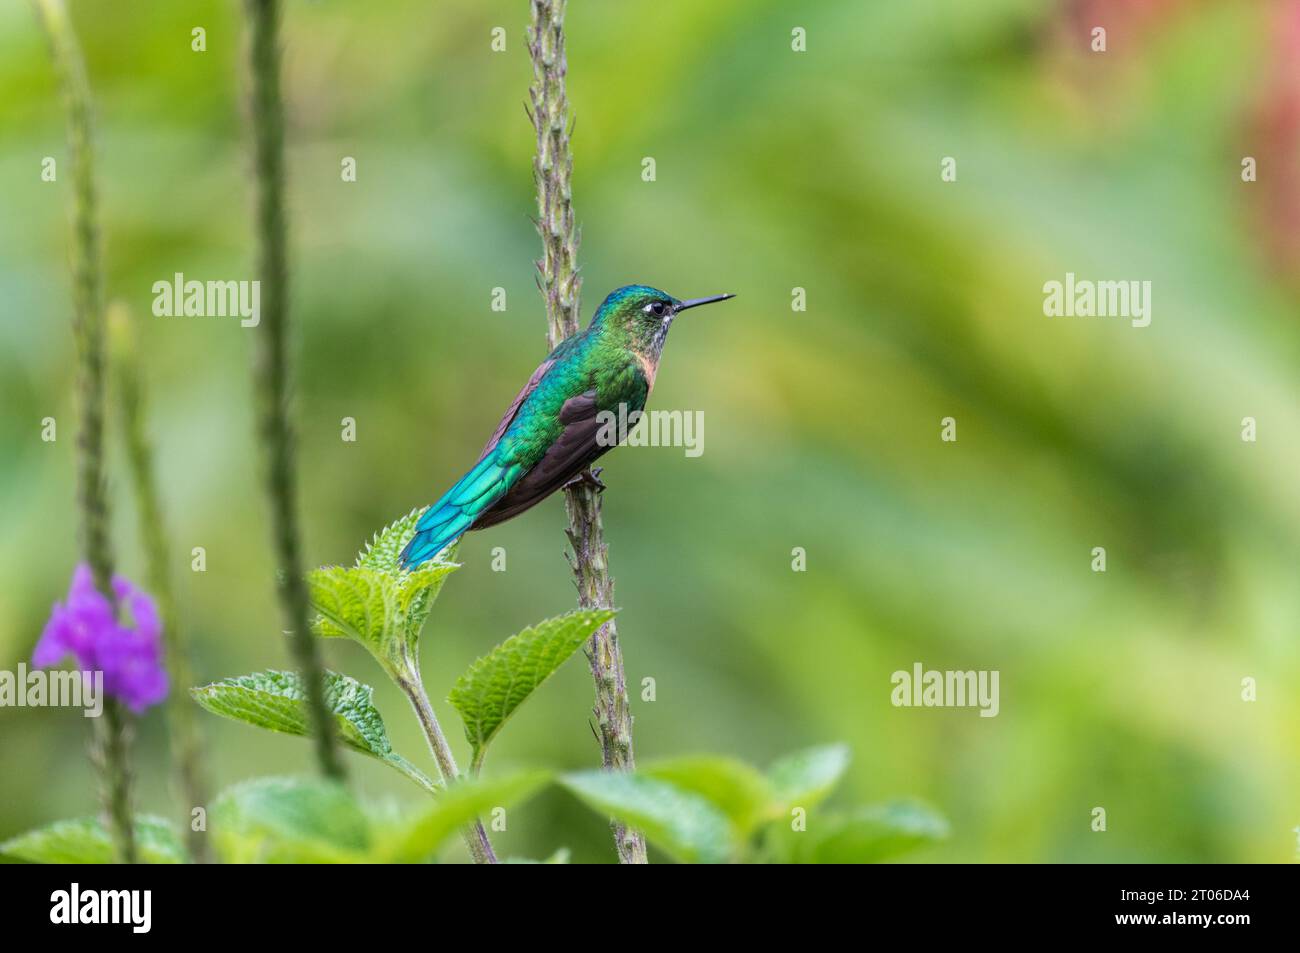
[{"xmin": 34, "ymin": 564, "xmax": 168, "ymax": 713}]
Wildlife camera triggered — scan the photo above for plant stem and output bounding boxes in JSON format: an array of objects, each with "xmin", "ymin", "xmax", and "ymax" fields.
[
  {"xmin": 527, "ymin": 0, "xmax": 647, "ymax": 864},
  {"xmin": 91, "ymin": 700, "xmax": 136, "ymax": 863},
  {"xmin": 108, "ymin": 305, "xmax": 212, "ymax": 862},
  {"xmin": 528, "ymin": 0, "xmax": 583, "ymax": 345},
  {"xmin": 31, "ymin": 0, "xmax": 137, "ymax": 864},
  {"xmin": 243, "ymin": 0, "xmax": 345, "ymax": 781},
  {"xmin": 397, "ymin": 672, "xmax": 498, "ymax": 864}
]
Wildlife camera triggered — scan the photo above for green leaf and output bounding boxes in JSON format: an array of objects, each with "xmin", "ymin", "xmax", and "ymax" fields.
[
  {"xmin": 378, "ymin": 771, "xmax": 550, "ymax": 863},
  {"xmin": 191, "ymin": 670, "xmax": 435, "ymax": 793},
  {"xmin": 307, "ymin": 565, "xmax": 394, "ymax": 644},
  {"xmin": 305, "ymin": 511, "xmax": 460, "ymax": 682},
  {"xmin": 192, "ymin": 670, "xmax": 384, "ymax": 754},
  {"xmin": 780, "ymin": 801, "xmax": 949, "ymax": 863},
  {"xmin": 307, "ymin": 560, "xmax": 457, "ymax": 675},
  {"xmin": 560, "ymin": 771, "xmax": 733, "ymax": 864},
  {"xmin": 354, "ymin": 508, "xmax": 424, "ymax": 573},
  {"xmin": 0, "ymin": 815, "xmax": 184, "ymax": 864},
  {"xmin": 395, "ymin": 561, "xmax": 459, "ymax": 640},
  {"xmin": 353, "ymin": 509, "xmax": 459, "ymax": 624},
  {"xmin": 767, "ymin": 743, "xmax": 851, "ymax": 810},
  {"xmin": 448, "ymin": 609, "xmax": 615, "ymax": 770},
  {"xmin": 212, "ymin": 776, "xmax": 371, "ymax": 864},
  {"xmin": 641, "ymin": 755, "xmax": 776, "ymax": 834}
]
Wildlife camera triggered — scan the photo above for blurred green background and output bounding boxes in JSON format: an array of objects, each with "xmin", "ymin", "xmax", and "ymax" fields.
[{"xmin": 2, "ymin": 0, "xmax": 1299, "ymax": 862}]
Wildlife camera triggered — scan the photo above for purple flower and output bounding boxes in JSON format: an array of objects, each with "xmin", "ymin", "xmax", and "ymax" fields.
[{"xmin": 34, "ymin": 564, "xmax": 168, "ymax": 714}]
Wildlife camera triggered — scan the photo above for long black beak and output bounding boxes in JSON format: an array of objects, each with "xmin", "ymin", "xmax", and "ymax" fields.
[{"xmin": 674, "ymin": 293, "xmax": 735, "ymax": 313}]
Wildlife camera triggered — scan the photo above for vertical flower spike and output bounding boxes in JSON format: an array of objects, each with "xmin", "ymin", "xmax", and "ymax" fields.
[
  {"xmin": 31, "ymin": 0, "xmax": 137, "ymax": 864},
  {"xmin": 242, "ymin": 0, "xmax": 345, "ymax": 781},
  {"xmin": 526, "ymin": 0, "xmax": 647, "ymax": 864}
]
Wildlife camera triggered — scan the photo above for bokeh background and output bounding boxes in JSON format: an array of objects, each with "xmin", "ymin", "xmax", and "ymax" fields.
[{"xmin": 2, "ymin": 0, "xmax": 1299, "ymax": 863}]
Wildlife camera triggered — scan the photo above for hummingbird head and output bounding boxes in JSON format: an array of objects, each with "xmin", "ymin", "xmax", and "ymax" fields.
[{"xmin": 594, "ymin": 284, "xmax": 735, "ymax": 359}]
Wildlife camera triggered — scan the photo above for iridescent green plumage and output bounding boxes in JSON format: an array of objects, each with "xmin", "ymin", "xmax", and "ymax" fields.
[{"xmin": 400, "ymin": 285, "xmax": 732, "ymax": 567}]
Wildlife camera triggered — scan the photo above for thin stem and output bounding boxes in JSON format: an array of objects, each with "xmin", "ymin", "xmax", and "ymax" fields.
[
  {"xmin": 243, "ymin": 0, "xmax": 345, "ymax": 780},
  {"xmin": 108, "ymin": 305, "xmax": 212, "ymax": 862},
  {"xmin": 528, "ymin": 0, "xmax": 582, "ymax": 344},
  {"xmin": 527, "ymin": 0, "xmax": 647, "ymax": 864},
  {"xmin": 397, "ymin": 672, "xmax": 499, "ymax": 864},
  {"xmin": 91, "ymin": 700, "xmax": 136, "ymax": 864},
  {"xmin": 390, "ymin": 756, "xmax": 440, "ymax": 797},
  {"xmin": 32, "ymin": 0, "xmax": 136, "ymax": 864}
]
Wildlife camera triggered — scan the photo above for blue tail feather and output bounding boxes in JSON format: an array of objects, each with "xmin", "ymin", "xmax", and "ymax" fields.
[{"xmin": 400, "ymin": 456, "xmax": 514, "ymax": 568}]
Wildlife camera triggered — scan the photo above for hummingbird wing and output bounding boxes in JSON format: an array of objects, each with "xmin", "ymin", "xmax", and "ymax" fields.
[
  {"xmin": 400, "ymin": 344, "xmax": 644, "ymax": 568},
  {"xmin": 475, "ymin": 358, "xmax": 555, "ymax": 462},
  {"xmin": 469, "ymin": 388, "xmax": 609, "ymax": 529},
  {"xmin": 399, "ymin": 358, "xmax": 555, "ymax": 568}
]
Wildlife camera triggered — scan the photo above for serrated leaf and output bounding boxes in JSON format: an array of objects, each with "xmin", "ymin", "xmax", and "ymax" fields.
[
  {"xmin": 779, "ymin": 801, "xmax": 949, "ymax": 864},
  {"xmin": 212, "ymin": 776, "xmax": 371, "ymax": 864},
  {"xmin": 378, "ymin": 771, "xmax": 550, "ymax": 863},
  {"xmin": 307, "ymin": 565, "xmax": 397, "ymax": 645},
  {"xmin": 449, "ymin": 609, "xmax": 615, "ymax": 770},
  {"xmin": 641, "ymin": 755, "xmax": 776, "ymax": 835},
  {"xmin": 355, "ymin": 508, "xmax": 423, "ymax": 573},
  {"xmin": 767, "ymin": 743, "xmax": 850, "ymax": 810},
  {"xmin": 192, "ymin": 670, "xmax": 385, "ymax": 754},
  {"xmin": 0, "ymin": 815, "xmax": 184, "ymax": 864},
  {"xmin": 191, "ymin": 670, "xmax": 435, "ymax": 793},
  {"xmin": 354, "ymin": 508, "xmax": 459, "ymax": 569},
  {"xmin": 307, "ymin": 562, "xmax": 457, "ymax": 674},
  {"xmin": 560, "ymin": 771, "xmax": 734, "ymax": 864},
  {"xmin": 395, "ymin": 561, "xmax": 458, "ymax": 637}
]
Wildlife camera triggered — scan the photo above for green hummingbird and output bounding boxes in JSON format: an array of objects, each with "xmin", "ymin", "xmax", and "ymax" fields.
[{"xmin": 400, "ymin": 285, "xmax": 734, "ymax": 568}]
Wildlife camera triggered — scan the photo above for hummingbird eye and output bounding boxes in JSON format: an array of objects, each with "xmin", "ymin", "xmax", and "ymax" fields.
[{"xmin": 646, "ymin": 300, "xmax": 668, "ymax": 317}]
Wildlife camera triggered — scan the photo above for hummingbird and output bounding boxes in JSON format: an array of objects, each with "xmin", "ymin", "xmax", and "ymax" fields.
[{"xmin": 400, "ymin": 285, "xmax": 734, "ymax": 568}]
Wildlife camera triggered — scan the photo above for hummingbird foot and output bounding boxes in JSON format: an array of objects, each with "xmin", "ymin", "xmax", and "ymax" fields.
[{"xmin": 565, "ymin": 467, "xmax": 606, "ymax": 493}]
